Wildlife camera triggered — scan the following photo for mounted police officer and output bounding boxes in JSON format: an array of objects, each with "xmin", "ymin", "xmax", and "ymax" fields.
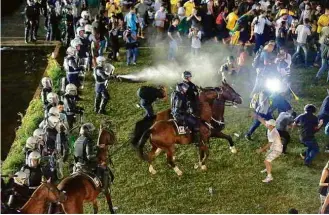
[
  {"xmin": 93, "ymin": 56, "xmax": 114, "ymax": 114},
  {"xmin": 63, "ymin": 83, "xmax": 83, "ymax": 128},
  {"xmin": 179, "ymin": 71, "xmax": 199, "ymax": 114},
  {"xmin": 171, "ymin": 82, "xmax": 201, "ymax": 146},
  {"xmin": 41, "ymin": 77, "xmax": 53, "ymax": 108},
  {"xmin": 64, "ymin": 46, "xmax": 82, "ymax": 88},
  {"xmin": 8, "ymin": 151, "xmax": 45, "ymax": 207},
  {"xmin": 73, "ymin": 123, "xmax": 97, "ymax": 172},
  {"xmin": 137, "ymin": 85, "xmax": 167, "ymax": 118},
  {"xmin": 24, "ymin": 0, "xmax": 39, "ymax": 43}
]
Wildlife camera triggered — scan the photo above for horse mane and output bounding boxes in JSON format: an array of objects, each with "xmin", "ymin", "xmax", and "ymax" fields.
[{"xmin": 20, "ymin": 183, "xmax": 45, "ymax": 211}]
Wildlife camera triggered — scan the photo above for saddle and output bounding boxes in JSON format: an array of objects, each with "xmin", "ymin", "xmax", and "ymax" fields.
[
  {"xmin": 71, "ymin": 164, "xmax": 102, "ymax": 189},
  {"xmin": 169, "ymin": 119, "xmax": 191, "ymax": 135}
]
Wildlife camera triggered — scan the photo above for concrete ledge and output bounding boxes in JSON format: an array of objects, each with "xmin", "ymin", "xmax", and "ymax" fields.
[{"xmin": 1, "ymin": 39, "xmax": 60, "ymax": 47}]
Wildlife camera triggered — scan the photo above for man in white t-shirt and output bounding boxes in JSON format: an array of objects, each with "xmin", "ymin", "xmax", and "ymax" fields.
[
  {"xmin": 256, "ymin": 117, "xmax": 283, "ymax": 183},
  {"xmin": 292, "ymin": 18, "xmax": 311, "ymax": 66}
]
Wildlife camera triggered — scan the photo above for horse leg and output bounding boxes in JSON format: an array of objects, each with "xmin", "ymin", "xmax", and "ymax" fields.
[
  {"xmin": 62, "ymin": 200, "xmax": 84, "ymax": 214},
  {"xmin": 166, "ymin": 147, "xmax": 182, "ymax": 176},
  {"xmin": 154, "ymin": 148, "xmax": 162, "ymax": 157},
  {"xmin": 105, "ymin": 191, "xmax": 115, "ymax": 214},
  {"xmin": 199, "ymin": 145, "xmax": 209, "ymax": 171},
  {"xmin": 92, "ymin": 199, "xmax": 98, "ymax": 214},
  {"xmin": 148, "ymin": 145, "xmax": 158, "ymax": 175},
  {"xmin": 218, "ymin": 131, "xmax": 237, "ymax": 154}
]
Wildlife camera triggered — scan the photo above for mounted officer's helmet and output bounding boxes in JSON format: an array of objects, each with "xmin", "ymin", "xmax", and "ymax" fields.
[
  {"xmin": 27, "ymin": 151, "xmax": 41, "ymax": 168},
  {"xmin": 85, "ymin": 24, "xmax": 93, "ymax": 33},
  {"xmin": 76, "ymin": 26, "xmax": 85, "ymax": 36},
  {"xmin": 304, "ymin": 104, "xmax": 317, "ymax": 113},
  {"xmin": 33, "ymin": 128, "xmax": 45, "ymax": 141},
  {"xmin": 26, "ymin": 136, "xmax": 38, "ymax": 150},
  {"xmin": 176, "ymin": 82, "xmax": 189, "ymax": 92},
  {"xmin": 81, "ymin": 10, "xmax": 90, "ymax": 19},
  {"xmin": 96, "ymin": 56, "xmax": 106, "ymax": 66},
  {"xmin": 182, "ymin": 71, "xmax": 192, "ymax": 80},
  {"xmin": 65, "ymin": 83, "xmax": 78, "ymax": 96},
  {"xmin": 48, "ymin": 107, "xmax": 60, "ymax": 117},
  {"xmin": 41, "ymin": 77, "xmax": 53, "ymax": 88},
  {"xmin": 70, "ymin": 38, "xmax": 82, "ymax": 49},
  {"xmin": 79, "ymin": 123, "xmax": 95, "ymax": 136},
  {"xmin": 66, "ymin": 46, "xmax": 77, "ymax": 56},
  {"xmin": 47, "ymin": 92, "xmax": 59, "ymax": 104}
]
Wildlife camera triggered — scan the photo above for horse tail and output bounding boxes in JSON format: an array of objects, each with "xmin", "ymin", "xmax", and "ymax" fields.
[
  {"xmin": 131, "ymin": 116, "xmax": 155, "ymax": 148},
  {"xmin": 137, "ymin": 128, "xmax": 152, "ymax": 161}
]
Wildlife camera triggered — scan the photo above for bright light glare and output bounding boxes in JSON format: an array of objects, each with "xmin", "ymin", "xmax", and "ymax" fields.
[{"xmin": 266, "ymin": 78, "xmax": 281, "ymax": 92}]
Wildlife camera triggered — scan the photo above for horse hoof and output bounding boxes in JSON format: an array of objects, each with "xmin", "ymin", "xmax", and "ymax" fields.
[
  {"xmin": 201, "ymin": 165, "xmax": 207, "ymax": 171},
  {"xmin": 155, "ymin": 148, "xmax": 162, "ymax": 156},
  {"xmin": 194, "ymin": 163, "xmax": 199, "ymax": 169},
  {"xmin": 149, "ymin": 166, "xmax": 157, "ymax": 175},
  {"xmin": 174, "ymin": 166, "xmax": 183, "ymax": 176},
  {"xmin": 230, "ymin": 146, "xmax": 237, "ymax": 154}
]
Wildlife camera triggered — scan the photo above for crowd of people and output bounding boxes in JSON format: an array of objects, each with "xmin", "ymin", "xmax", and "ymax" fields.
[{"xmin": 2, "ymin": 0, "xmax": 329, "ymax": 212}]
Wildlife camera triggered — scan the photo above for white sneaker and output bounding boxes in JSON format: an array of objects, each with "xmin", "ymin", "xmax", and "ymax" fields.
[
  {"xmin": 299, "ymin": 153, "xmax": 305, "ymax": 160},
  {"xmin": 230, "ymin": 146, "xmax": 237, "ymax": 154},
  {"xmin": 260, "ymin": 169, "xmax": 267, "ymax": 174},
  {"xmin": 262, "ymin": 176, "xmax": 273, "ymax": 183}
]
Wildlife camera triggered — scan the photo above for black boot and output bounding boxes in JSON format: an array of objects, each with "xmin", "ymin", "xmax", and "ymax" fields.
[
  {"xmin": 192, "ymin": 131, "xmax": 201, "ymax": 147},
  {"xmin": 94, "ymin": 97, "xmax": 101, "ymax": 113},
  {"xmin": 24, "ymin": 27, "xmax": 29, "ymax": 43}
]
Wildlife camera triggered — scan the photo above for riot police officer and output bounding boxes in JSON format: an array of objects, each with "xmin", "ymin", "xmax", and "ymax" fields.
[
  {"xmin": 45, "ymin": 92, "xmax": 59, "ymax": 116},
  {"xmin": 63, "ymin": 5, "xmax": 75, "ymax": 46},
  {"xmin": 74, "ymin": 123, "xmax": 97, "ymax": 171},
  {"xmin": 33, "ymin": 128, "xmax": 45, "ymax": 147},
  {"xmin": 24, "ymin": 0, "xmax": 39, "ymax": 43},
  {"xmin": 24, "ymin": 137, "xmax": 41, "ymax": 165},
  {"xmin": 74, "ymin": 27, "xmax": 90, "ymax": 71},
  {"xmin": 179, "ymin": 71, "xmax": 199, "ymax": 114},
  {"xmin": 64, "ymin": 46, "xmax": 82, "ymax": 88},
  {"xmin": 41, "ymin": 77, "xmax": 53, "ymax": 108},
  {"xmin": 46, "ymin": 4, "xmax": 59, "ymax": 41},
  {"xmin": 63, "ymin": 83, "xmax": 83, "ymax": 128},
  {"xmin": 8, "ymin": 151, "xmax": 44, "ymax": 207},
  {"xmin": 171, "ymin": 82, "xmax": 201, "ymax": 146},
  {"xmin": 137, "ymin": 85, "xmax": 167, "ymax": 118},
  {"xmin": 93, "ymin": 56, "xmax": 114, "ymax": 114}
]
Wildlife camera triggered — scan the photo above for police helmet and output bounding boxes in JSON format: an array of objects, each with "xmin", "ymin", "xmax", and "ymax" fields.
[
  {"xmin": 41, "ymin": 77, "xmax": 53, "ymax": 88},
  {"xmin": 104, "ymin": 63, "xmax": 115, "ymax": 76},
  {"xmin": 182, "ymin": 71, "xmax": 192, "ymax": 80},
  {"xmin": 48, "ymin": 107, "xmax": 60, "ymax": 117},
  {"xmin": 176, "ymin": 82, "xmax": 189, "ymax": 92},
  {"xmin": 33, "ymin": 128, "xmax": 45, "ymax": 141},
  {"xmin": 14, "ymin": 171, "xmax": 28, "ymax": 186},
  {"xmin": 70, "ymin": 38, "xmax": 83, "ymax": 49},
  {"xmin": 66, "ymin": 46, "xmax": 77, "ymax": 56},
  {"xmin": 304, "ymin": 104, "xmax": 317, "ymax": 113},
  {"xmin": 79, "ymin": 123, "xmax": 95, "ymax": 136},
  {"xmin": 25, "ymin": 136, "xmax": 38, "ymax": 150},
  {"xmin": 47, "ymin": 92, "xmax": 59, "ymax": 104},
  {"xmin": 65, "ymin": 83, "xmax": 78, "ymax": 96},
  {"xmin": 76, "ymin": 26, "xmax": 85, "ymax": 36},
  {"xmin": 85, "ymin": 24, "xmax": 93, "ymax": 33},
  {"xmin": 81, "ymin": 10, "xmax": 90, "ymax": 19},
  {"xmin": 27, "ymin": 151, "xmax": 41, "ymax": 168},
  {"xmin": 96, "ymin": 56, "xmax": 106, "ymax": 66}
]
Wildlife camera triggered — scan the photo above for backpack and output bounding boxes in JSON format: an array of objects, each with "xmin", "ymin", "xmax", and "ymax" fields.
[{"xmin": 252, "ymin": 45, "xmax": 264, "ymax": 68}]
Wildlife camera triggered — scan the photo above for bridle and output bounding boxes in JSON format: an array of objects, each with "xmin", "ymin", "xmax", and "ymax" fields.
[
  {"xmin": 28, "ymin": 183, "xmax": 66, "ymax": 204},
  {"xmin": 213, "ymin": 86, "xmax": 241, "ymax": 107}
]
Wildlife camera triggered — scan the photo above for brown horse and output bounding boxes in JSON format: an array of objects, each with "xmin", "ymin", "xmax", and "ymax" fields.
[
  {"xmin": 135, "ymin": 88, "xmax": 221, "ymax": 176},
  {"xmin": 56, "ymin": 126, "xmax": 116, "ymax": 214},
  {"xmin": 19, "ymin": 181, "xmax": 66, "ymax": 214},
  {"xmin": 131, "ymin": 80, "xmax": 242, "ymax": 158}
]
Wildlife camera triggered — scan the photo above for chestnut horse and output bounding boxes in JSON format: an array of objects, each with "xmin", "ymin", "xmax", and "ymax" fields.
[
  {"xmin": 56, "ymin": 126, "xmax": 116, "ymax": 214},
  {"xmin": 135, "ymin": 88, "xmax": 221, "ymax": 176},
  {"xmin": 131, "ymin": 81, "xmax": 242, "ymax": 158}
]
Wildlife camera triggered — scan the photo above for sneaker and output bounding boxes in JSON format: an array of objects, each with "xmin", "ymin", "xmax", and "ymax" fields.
[
  {"xmin": 229, "ymin": 146, "xmax": 237, "ymax": 154},
  {"xmin": 262, "ymin": 176, "xmax": 273, "ymax": 183},
  {"xmin": 299, "ymin": 153, "xmax": 305, "ymax": 160},
  {"xmin": 260, "ymin": 169, "xmax": 267, "ymax": 174},
  {"xmin": 244, "ymin": 135, "xmax": 252, "ymax": 141},
  {"xmin": 132, "ymin": 62, "xmax": 136, "ymax": 65}
]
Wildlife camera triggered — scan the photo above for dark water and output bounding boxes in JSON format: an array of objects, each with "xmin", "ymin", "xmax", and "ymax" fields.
[{"xmin": 1, "ymin": 48, "xmax": 50, "ymax": 160}]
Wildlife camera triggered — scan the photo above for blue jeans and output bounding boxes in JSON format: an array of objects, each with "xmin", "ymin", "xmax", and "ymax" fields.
[
  {"xmin": 246, "ymin": 112, "xmax": 273, "ymax": 137},
  {"xmin": 99, "ymin": 40, "xmax": 107, "ymax": 56},
  {"xmin": 315, "ymin": 58, "xmax": 329, "ymax": 82},
  {"xmin": 126, "ymin": 48, "xmax": 138, "ymax": 64},
  {"xmin": 301, "ymin": 139, "xmax": 319, "ymax": 165},
  {"xmin": 168, "ymin": 40, "xmax": 178, "ymax": 60},
  {"xmin": 253, "ymin": 33, "xmax": 264, "ymax": 53},
  {"xmin": 292, "ymin": 43, "xmax": 308, "ymax": 65}
]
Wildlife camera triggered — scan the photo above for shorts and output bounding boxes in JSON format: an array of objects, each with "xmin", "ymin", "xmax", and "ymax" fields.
[{"xmin": 265, "ymin": 150, "xmax": 281, "ymax": 162}]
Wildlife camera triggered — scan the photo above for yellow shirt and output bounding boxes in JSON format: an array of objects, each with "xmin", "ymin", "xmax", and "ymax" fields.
[
  {"xmin": 170, "ymin": 0, "xmax": 178, "ymax": 5},
  {"xmin": 317, "ymin": 14, "xmax": 329, "ymax": 33},
  {"xmin": 184, "ymin": 2, "xmax": 195, "ymax": 17},
  {"xmin": 226, "ymin": 12, "xmax": 238, "ymax": 31},
  {"xmin": 278, "ymin": 9, "xmax": 295, "ymax": 17},
  {"xmin": 106, "ymin": 2, "xmax": 122, "ymax": 17}
]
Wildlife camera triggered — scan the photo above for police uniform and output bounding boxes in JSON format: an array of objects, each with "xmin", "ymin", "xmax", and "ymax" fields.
[
  {"xmin": 64, "ymin": 55, "xmax": 81, "ymax": 88},
  {"xmin": 94, "ymin": 66, "xmax": 110, "ymax": 114},
  {"xmin": 46, "ymin": 6, "xmax": 59, "ymax": 41},
  {"xmin": 63, "ymin": 94, "xmax": 79, "ymax": 128},
  {"xmin": 64, "ymin": 8, "xmax": 74, "ymax": 46},
  {"xmin": 137, "ymin": 86, "xmax": 164, "ymax": 118},
  {"xmin": 24, "ymin": 1, "xmax": 39, "ymax": 43},
  {"xmin": 182, "ymin": 80, "xmax": 199, "ymax": 114},
  {"xmin": 74, "ymin": 134, "xmax": 95, "ymax": 167},
  {"xmin": 41, "ymin": 87, "xmax": 52, "ymax": 107}
]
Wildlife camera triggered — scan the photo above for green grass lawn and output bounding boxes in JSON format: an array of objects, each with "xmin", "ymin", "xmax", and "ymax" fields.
[{"xmin": 74, "ymin": 45, "xmax": 328, "ymax": 213}]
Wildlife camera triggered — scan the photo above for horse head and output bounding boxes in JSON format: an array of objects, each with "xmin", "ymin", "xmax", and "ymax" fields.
[
  {"xmin": 39, "ymin": 179, "xmax": 66, "ymax": 204},
  {"xmin": 98, "ymin": 120, "xmax": 117, "ymax": 147},
  {"xmin": 219, "ymin": 79, "xmax": 242, "ymax": 105},
  {"xmin": 199, "ymin": 87, "xmax": 222, "ymax": 103}
]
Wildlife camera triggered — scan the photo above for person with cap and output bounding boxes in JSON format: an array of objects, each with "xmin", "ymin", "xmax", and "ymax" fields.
[
  {"xmin": 293, "ymin": 104, "xmax": 324, "ymax": 166},
  {"xmin": 137, "ymin": 85, "xmax": 167, "ymax": 118},
  {"xmin": 255, "ymin": 117, "xmax": 283, "ymax": 183}
]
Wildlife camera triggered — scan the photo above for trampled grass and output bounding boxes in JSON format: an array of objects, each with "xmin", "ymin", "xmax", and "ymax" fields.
[{"xmin": 76, "ymin": 45, "xmax": 328, "ymax": 213}]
